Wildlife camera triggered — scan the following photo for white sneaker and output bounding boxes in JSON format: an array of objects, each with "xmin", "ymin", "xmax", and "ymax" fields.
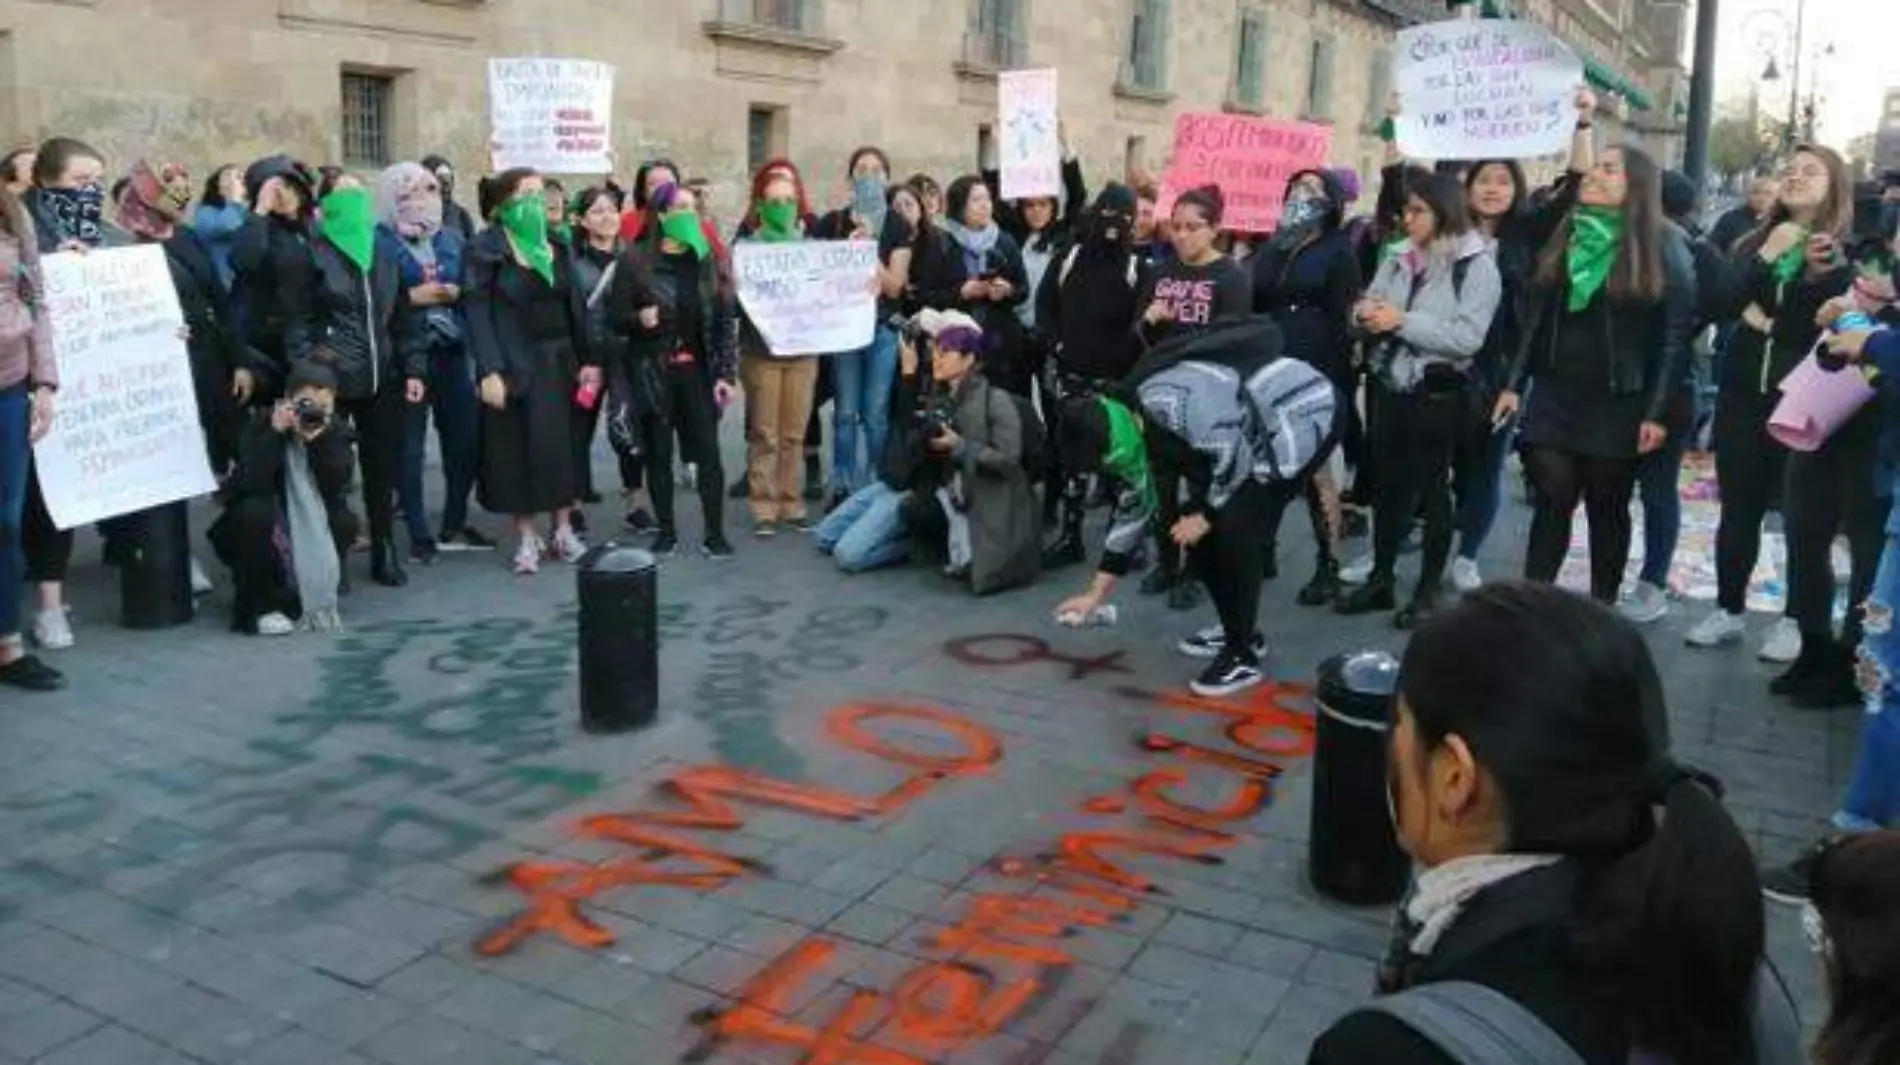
[
  {"xmin": 551, "ymin": 525, "xmax": 588, "ymax": 564},
  {"xmin": 254, "ymin": 612, "xmax": 295, "ymax": 637},
  {"xmin": 1449, "ymin": 557, "xmax": 1482, "ymax": 594},
  {"xmin": 1618, "ymin": 581, "xmax": 1670, "ymax": 625},
  {"xmin": 1685, "ymin": 608, "xmax": 1745, "ymax": 648},
  {"xmin": 190, "ymin": 556, "xmax": 214, "ymax": 596},
  {"xmin": 1176, "ymin": 627, "xmax": 1269, "ymax": 661},
  {"xmin": 1339, "ymin": 554, "xmax": 1374, "ymax": 585},
  {"xmin": 1759, "ymin": 617, "xmax": 1802, "ymax": 664},
  {"xmin": 30, "ymin": 606, "xmax": 73, "ymax": 650},
  {"xmin": 513, "ymin": 534, "xmax": 543, "ymax": 575}
]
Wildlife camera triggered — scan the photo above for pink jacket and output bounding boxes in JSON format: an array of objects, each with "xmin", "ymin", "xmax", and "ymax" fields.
[{"xmin": 0, "ymin": 223, "xmax": 55, "ymax": 392}]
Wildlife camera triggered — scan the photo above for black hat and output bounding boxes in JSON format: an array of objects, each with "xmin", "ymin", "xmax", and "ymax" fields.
[
  {"xmin": 285, "ymin": 359, "xmax": 339, "ymax": 396},
  {"xmin": 1660, "ymin": 169, "xmax": 1698, "ymax": 222},
  {"xmin": 243, "ymin": 154, "xmax": 314, "ymax": 213},
  {"xmin": 1093, "ymin": 182, "xmax": 1138, "ymax": 218}
]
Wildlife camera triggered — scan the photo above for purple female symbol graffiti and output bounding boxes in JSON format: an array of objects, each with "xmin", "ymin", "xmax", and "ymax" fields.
[{"xmin": 941, "ymin": 634, "xmax": 1130, "ymax": 681}]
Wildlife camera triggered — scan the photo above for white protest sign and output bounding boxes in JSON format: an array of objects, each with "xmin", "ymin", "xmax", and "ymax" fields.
[
  {"xmin": 999, "ymin": 68, "xmax": 1061, "ymax": 200},
  {"xmin": 1394, "ymin": 18, "xmax": 1583, "ymax": 160},
  {"xmin": 733, "ymin": 241, "xmax": 878, "ymax": 357},
  {"xmin": 488, "ymin": 58, "xmax": 615, "ymax": 174},
  {"xmin": 31, "ymin": 245, "xmax": 215, "ymax": 530}
]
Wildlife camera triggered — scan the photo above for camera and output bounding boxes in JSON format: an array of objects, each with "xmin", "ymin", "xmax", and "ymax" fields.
[
  {"xmin": 292, "ymin": 397, "xmax": 330, "ymax": 431},
  {"xmin": 888, "ymin": 311, "xmax": 928, "ymax": 343}
]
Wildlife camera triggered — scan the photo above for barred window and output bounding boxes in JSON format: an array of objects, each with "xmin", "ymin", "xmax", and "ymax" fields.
[
  {"xmin": 1121, "ymin": 0, "xmax": 1172, "ymax": 92},
  {"xmin": 968, "ymin": 0, "xmax": 1028, "ymax": 68},
  {"xmin": 340, "ymin": 72, "xmax": 393, "ymax": 168},
  {"xmin": 1233, "ymin": 10, "xmax": 1267, "ymax": 109},
  {"xmin": 721, "ymin": 0, "xmax": 815, "ymax": 32}
]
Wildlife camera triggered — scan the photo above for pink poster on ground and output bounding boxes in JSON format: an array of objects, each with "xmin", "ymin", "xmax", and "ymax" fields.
[{"xmin": 1157, "ymin": 113, "xmax": 1334, "ymax": 234}]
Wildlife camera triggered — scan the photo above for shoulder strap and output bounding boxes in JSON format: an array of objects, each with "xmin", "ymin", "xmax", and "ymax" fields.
[
  {"xmin": 1453, "ymin": 255, "xmax": 1473, "ymax": 300},
  {"xmin": 586, "ymin": 259, "xmax": 618, "ymax": 310},
  {"xmin": 1058, "ymin": 244, "xmax": 1080, "ymax": 288},
  {"xmin": 1356, "ymin": 982, "xmax": 1588, "ymax": 1065}
]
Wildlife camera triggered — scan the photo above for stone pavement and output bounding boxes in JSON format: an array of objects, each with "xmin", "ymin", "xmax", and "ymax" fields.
[{"xmin": 0, "ymin": 436, "xmax": 1862, "ymax": 1065}]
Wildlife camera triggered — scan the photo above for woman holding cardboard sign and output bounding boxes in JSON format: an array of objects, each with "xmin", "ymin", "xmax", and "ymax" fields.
[{"xmin": 736, "ymin": 166, "xmax": 822, "ymax": 535}]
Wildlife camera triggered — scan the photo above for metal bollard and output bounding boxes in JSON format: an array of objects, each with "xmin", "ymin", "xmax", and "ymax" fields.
[
  {"xmin": 576, "ymin": 543, "xmax": 659, "ymax": 733},
  {"xmin": 1308, "ymin": 650, "xmax": 1409, "ymax": 907},
  {"xmin": 119, "ymin": 502, "xmax": 195, "ymax": 630}
]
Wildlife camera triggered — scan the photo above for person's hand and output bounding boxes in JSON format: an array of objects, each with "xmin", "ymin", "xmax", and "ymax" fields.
[
  {"xmin": 1054, "ymin": 592, "xmax": 1101, "ymax": 623},
  {"xmin": 270, "ymin": 400, "xmax": 298, "ymax": 434},
  {"xmin": 899, "ymin": 337, "xmax": 919, "ymax": 377},
  {"xmin": 405, "ymin": 377, "xmax": 427, "ymax": 404},
  {"xmin": 1827, "ymin": 328, "xmax": 1876, "ymax": 359},
  {"xmin": 409, "ymin": 282, "xmax": 444, "ymax": 306},
  {"xmin": 851, "ymin": 220, "xmax": 873, "ymax": 241},
  {"xmin": 1817, "ymin": 295, "xmax": 1855, "ymax": 329},
  {"xmin": 230, "ymin": 368, "xmax": 255, "ymax": 404},
  {"xmin": 27, "ymin": 388, "xmax": 54, "ymax": 443},
  {"xmin": 1638, "ymin": 421, "xmax": 1667, "ymax": 454},
  {"xmin": 960, "ymin": 279, "xmax": 990, "ymax": 301},
  {"xmin": 1491, "ymin": 389, "xmax": 1521, "ymax": 429},
  {"xmin": 1742, "ymin": 303, "xmax": 1775, "ymax": 334},
  {"xmin": 440, "ymin": 283, "xmax": 461, "ymax": 302},
  {"xmin": 929, "ymin": 426, "xmax": 962, "ymax": 453},
  {"xmin": 1170, "ymin": 514, "xmax": 1211, "ymax": 547},
  {"xmin": 252, "ymin": 178, "xmax": 282, "ymax": 217},
  {"xmin": 1386, "ymin": 91, "xmax": 1402, "ymax": 119},
  {"xmin": 1760, "ymin": 221, "xmax": 1806, "ymax": 263},
  {"xmin": 1575, "ymin": 85, "xmax": 1598, "ymax": 122},
  {"xmin": 1805, "ymin": 232, "xmax": 1842, "ymax": 274},
  {"xmin": 479, "ymin": 373, "xmax": 508, "ymax": 410},
  {"xmin": 638, "ymin": 305, "xmax": 660, "ymax": 330},
  {"xmin": 1143, "ymin": 300, "xmax": 1173, "ymax": 325},
  {"xmin": 577, "ymin": 365, "xmax": 603, "ymax": 392},
  {"xmin": 1362, "ymin": 303, "xmax": 1404, "ymax": 334},
  {"xmin": 713, "ymin": 379, "xmax": 737, "ymax": 408},
  {"xmin": 56, "ymin": 240, "xmax": 88, "ymax": 255},
  {"xmin": 988, "ymin": 279, "xmax": 1014, "ymax": 302},
  {"xmin": 1058, "ymin": 117, "xmax": 1072, "ymax": 157}
]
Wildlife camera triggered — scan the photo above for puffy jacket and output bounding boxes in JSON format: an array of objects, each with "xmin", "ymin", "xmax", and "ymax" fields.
[
  {"xmin": 293, "ymin": 235, "xmax": 425, "ymax": 401},
  {"xmin": 1362, "ymin": 231, "xmax": 1503, "ymax": 393}
]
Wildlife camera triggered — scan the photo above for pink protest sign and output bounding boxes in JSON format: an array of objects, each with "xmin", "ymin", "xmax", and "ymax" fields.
[{"xmin": 1157, "ymin": 113, "xmax": 1334, "ymax": 234}]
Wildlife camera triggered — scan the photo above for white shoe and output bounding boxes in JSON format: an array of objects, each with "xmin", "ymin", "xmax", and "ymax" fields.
[
  {"xmin": 1176, "ymin": 627, "xmax": 1269, "ymax": 661},
  {"xmin": 1339, "ymin": 554, "xmax": 1374, "ymax": 585},
  {"xmin": 30, "ymin": 606, "xmax": 73, "ymax": 650},
  {"xmin": 190, "ymin": 557, "xmax": 214, "ymax": 596},
  {"xmin": 1685, "ymin": 608, "xmax": 1745, "ymax": 648},
  {"xmin": 1449, "ymin": 557, "xmax": 1482, "ymax": 594},
  {"xmin": 513, "ymin": 534, "xmax": 543, "ymax": 575},
  {"xmin": 1759, "ymin": 617, "xmax": 1802, "ymax": 664},
  {"xmin": 254, "ymin": 612, "xmax": 295, "ymax": 637},
  {"xmin": 551, "ymin": 525, "xmax": 588, "ymax": 564},
  {"xmin": 1617, "ymin": 581, "xmax": 1670, "ymax": 625}
]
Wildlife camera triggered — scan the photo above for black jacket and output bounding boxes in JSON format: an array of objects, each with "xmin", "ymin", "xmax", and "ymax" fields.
[
  {"xmin": 464, "ymin": 228, "xmax": 594, "ymax": 395},
  {"xmin": 230, "ymin": 214, "xmax": 317, "ymax": 392},
  {"xmin": 610, "ymin": 237, "xmax": 736, "ymax": 383},
  {"xmin": 1711, "ymin": 227, "xmax": 1855, "ymax": 396},
  {"xmin": 981, "ymin": 156, "xmax": 1088, "ymax": 247},
  {"xmin": 1036, "ymin": 240, "xmax": 1146, "ymax": 381},
  {"xmin": 221, "ymin": 412, "xmax": 354, "ymax": 511},
  {"xmin": 162, "ymin": 227, "xmax": 242, "ymax": 423},
  {"xmin": 913, "ymin": 228, "xmax": 1033, "ymax": 391},
  {"xmin": 292, "ymin": 235, "xmax": 425, "ymax": 401},
  {"xmin": 1251, "ymin": 227, "xmax": 1361, "ymax": 381}
]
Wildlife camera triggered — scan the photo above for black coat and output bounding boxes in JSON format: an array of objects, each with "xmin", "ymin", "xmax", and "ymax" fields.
[
  {"xmin": 1251, "ymin": 225, "xmax": 1361, "ymax": 382},
  {"xmin": 293, "ymin": 235, "xmax": 425, "ymax": 401},
  {"xmin": 1710, "ymin": 226, "xmax": 1854, "ymax": 396},
  {"xmin": 162, "ymin": 228, "xmax": 242, "ymax": 428},
  {"xmin": 230, "ymin": 214, "xmax": 318, "ymax": 391},
  {"xmin": 981, "ymin": 156, "xmax": 1088, "ymax": 247},
  {"xmin": 610, "ymin": 238, "xmax": 736, "ymax": 384},
  {"xmin": 464, "ymin": 228, "xmax": 595, "ymax": 394},
  {"xmin": 912, "ymin": 229, "xmax": 1033, "ymax": 392},
  {"xmin": 221, "ymin": 412, "xmax": 354, "ymax": 511}
]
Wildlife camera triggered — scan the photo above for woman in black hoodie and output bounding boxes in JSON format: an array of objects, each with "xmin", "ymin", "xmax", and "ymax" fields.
[{"xmin": 1252, "ymin": 167, "xmax": 1362, "ymax": 604}]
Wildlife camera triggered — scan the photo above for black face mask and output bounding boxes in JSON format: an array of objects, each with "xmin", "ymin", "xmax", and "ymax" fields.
[{"xmin": 1086, "ymin": 209, "xmax": 1133, "ymax": 247}]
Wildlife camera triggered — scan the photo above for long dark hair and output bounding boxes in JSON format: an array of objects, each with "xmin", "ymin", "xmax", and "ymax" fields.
[
  {"xmin": 1, "ymin": 148, "xmax": 33, "ymax": 188},
  {"xmin": 944, "ymin": 174, "xmax": 987, "ymax": 228},
  {"xmin": 1174, "ymin": 184, "xmax": 1225, "ymax": 228},
  {"xmin": 1464, "ymin": 158, "xmax": 1529, "ymax": 223},
  {"xmin": 478, "ymin": 167, "xmax": 540, "ymax": 222},
  {"xmin": 632, "ymin": 158, "xmax": 681, "ymax": 211},
  {"xmin": 31, "ymin": 137, "xmax": 102, "ymax": 188},
  {"xmin": 1534, "ymin": 144, "xmax": 1667, "ymax": 304},
  {"xmin": 1399, "ymin": 582, "xmax": 1762, "ymax": 1065},
  {"xmin": 1403, "ymin": 167, "xmax": 1471, "ymax": 241},
  {"xmin": 199, "ymin": 164, "xmax": 240, "ymax": 209},
  {"xmin": 1812, "ymin": 831, "xmax": 1900, "ymax": 1065}
]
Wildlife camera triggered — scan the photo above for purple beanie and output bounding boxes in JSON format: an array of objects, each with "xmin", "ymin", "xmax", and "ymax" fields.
[{"xmin": 1329, "ymin": 167, "xmax": 1363, "ymax": 202}]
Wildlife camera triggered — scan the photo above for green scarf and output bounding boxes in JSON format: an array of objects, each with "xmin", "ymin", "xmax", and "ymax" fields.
[
  {"xmin": 496, "ymin": 195, "xmax": 555, "ymax": 286},
  {"xmin": 318, "ymin": 187, "xmax": 376, "ymax": 273},
  {"xmin": 756, "ymin": 200, "xmax": 799, "ymax": 243},
  {"xmin": 1565, "ymin": 205, "xmax": 1624, "ymax": 312},
  {"xmin": 661, "ymin": 210, "xmax": 712, "ymax": 260},
  {"xmin": 1772, "ymin": 225, "xmax": 1810, "ymax": 283},
  {"xmin": 1377, "ymin": 235, "xmax": 1409, "ymax": 266},
  {"xmin": 1099, "ymin": 397, "xmax": 1157, "ymax": 519}
]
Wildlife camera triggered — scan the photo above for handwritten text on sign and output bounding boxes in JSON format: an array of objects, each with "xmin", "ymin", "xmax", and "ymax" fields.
[
  {"xmin": 1159, "ymin": 114, "xmax": 1333, "ymax": 234},
  {"xmin": 733, "ymin": 241, "xmax": 878, "ymax": 357},
  {"xmin": 1394, "ymin": 19, "xmax": 1582, "ymax": 160},
  {"xmin": 32, "ymin": 245, "xmax": 215, "ymax": 529},
  {"xmin": 488, "ymin": 58, "xmax": 615, "ymax": 174},
  {"xmin": 998, "ymin": 69, "xmax": 1061, "ymax": 200}
]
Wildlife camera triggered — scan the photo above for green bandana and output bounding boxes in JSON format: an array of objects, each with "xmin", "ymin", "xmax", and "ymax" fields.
[
  {"xmin": 496, "ymin": 195, "xmax": 555, "ymax": 286},
  {"xmin": 318, "ymin": 187, "xmax": 376, "ymax": 273},
  {"xmin": 1378, "ymin": 235, "xmax": 1409, "ymax": 266},
  {"xmin": 1099, "ymin": 397, "xmax": 1157, "ymax": 519},
  {"xmin": 1565, "ymin": 205, "xmax": 1624, "ymax": 312},
  {"xmin": 1772, "ymin": 226, "xmax": 1810, "ymax": 283},
  {"xmin": 661, "ymin": 210, "xmax": 712, "ymax": 260},
  {"xmin": 756, "ymin": 201, "xmax": 799, "ymax": 243},
  {"xmin": 551, "ymin": 221, "xmax": 573, "ymax": 246}
]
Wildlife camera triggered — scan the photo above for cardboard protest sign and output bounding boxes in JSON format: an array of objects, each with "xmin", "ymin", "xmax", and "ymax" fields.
[
  {"xmin": 1394, "ymin": 19, "xmax": 1582, "ymax": 159},
  {"xmin": 1157, "ymin": 113, "xmax": 1334, "ymax": 233},
  {"xmin": 733, "ymin": 241, "xmax": 879, "ymax": 356},
  {"xmin": 998, "ymin": 69, "xmax": 1061, "ymax": 200},
  {"xmin": 31, "ymin": 245, "xmax": 216, "ymax": 529},
  {"xmin": 489, "ymin": 58, "xmax": 615, "ymax": 174}
]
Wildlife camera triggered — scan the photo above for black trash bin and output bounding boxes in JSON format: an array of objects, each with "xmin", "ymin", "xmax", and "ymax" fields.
[
  {"xmin": 1308, "ymin": 650, "xmax": 1409, "ymax": 907},
  {"xmin": 119, "ymin": 502, "xmax": 195, "ymax": 630},
  {"xmin": 577, "ymin": 543, "xmax": 659, "ymax": 733}
]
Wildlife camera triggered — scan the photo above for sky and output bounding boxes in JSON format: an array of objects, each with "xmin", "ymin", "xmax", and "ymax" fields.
[{"xmin": 1707, "ymin": 0, "xmax": 1900, "ymax": 143}]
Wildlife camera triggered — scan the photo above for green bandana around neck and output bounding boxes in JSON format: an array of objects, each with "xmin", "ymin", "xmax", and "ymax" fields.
[
  {"xmin": 496, "ymin": 195, "xmax": 556, "ymax": 286},
  {"xmin": 1772, "ymin": 225, "xmax": 1810, "ymax": 283},
  {"xmin": 1099, "ymin": 397, "xmax": 1158, "ymax": 518},
  {"xmin": 551, "ymin": 221, "xmax": 573, "ymax": 246},
  {"xmin": 756, "ymin": 200, "xmax": 799, "ymax": 242},
  {"xmin": 1565, "ymin": 205, "xmax": 1624, "ymax": 312},
  {"xmin": 1378, "ymin": 234, "xmax": 1409, "ymax": 266},
  {"xmin": 318, "ymin": 187, "xmax": 376, "ymax": 273},
  {"xmin": 661, "ymin": 210, "xmax": 712, "ymax": 260}
]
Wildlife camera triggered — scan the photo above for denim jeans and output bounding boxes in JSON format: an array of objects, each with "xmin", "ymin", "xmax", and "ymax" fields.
[
  {"xmin": 401, "ymin": 349, "xmax": 479, "ymax": 542},
  {"xmin": 830, "ymin": 326, "xmax": 898, "ymax": 492},
  {"xmin": 1841, "ymin": 528, "xmax": 1900, "ymax": 831},
  {"xmin": 1636, "ymin": 424, "xmax": 1689, "ymax": 588},
  {"xmin": 0, "ymin": 384, "xmax": 29, "ymax": 638},
  {"xmin": 814, "ymin": 480, "xmax": 908, "ymax": 572}
]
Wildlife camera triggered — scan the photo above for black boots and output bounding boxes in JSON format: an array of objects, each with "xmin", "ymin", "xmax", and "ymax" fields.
[
  {"xmin": 1298, "ymin": 555, "xmax": 1340, "ymax": 607},
  {"xmin": 1775, "ymin": 637, "xmax": 1861, "ymax": 710},
  {"xmin": 1041, "ymin": 533, "xmax": 1086, "ymax": 569},
  {"xmin": 370, "ymin": 537, "xmax": 408, "ymax": 588},
  {"xmin": 1335, "ymin": 574, "xmax": 1396, "ymax": 616},
  {"xmin": 1394, "ymin": 587, "xmax": 1441, "ymax": 631}
]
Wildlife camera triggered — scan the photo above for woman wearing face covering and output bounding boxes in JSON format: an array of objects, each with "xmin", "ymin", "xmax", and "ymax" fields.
[
  {"xmin": 294, "ymin": 171, "xmax": 429, "ymax": 589},
  {"xmin": 419, "ymin": 155, "xmax": 477, "ymax": 245},
  {"xmin": 737, "ymin": 165, "xmax": 822, "ymax": 533},
  {"xmin": 468, "ymin": 168, "xmax": 600, "ymax": 574},
  {"xmin": 376, "ymin": 162, "xmax": 487, "ymax": 563},
  {"xmin": 1252, "ymin": 167, "xmax": 1364, "ymax": 606}
]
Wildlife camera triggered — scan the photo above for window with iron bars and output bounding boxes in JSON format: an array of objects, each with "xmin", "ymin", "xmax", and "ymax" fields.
[
  {"xmin": 965, "ymin": 0, "xmax": 1028, "ymax": 69},
  {"xmin": 340, "ymin": 72, "xmax": 393, "ymax": 168},
  {"xmin": 717, "ymin": 0, "xmax": 817, "ymax": 33},
  {"xmin": 1232, "ymin": 9, "xmax": 1266, "ymax": 110},
  {"xmin": 1120, "ymin": 0, "xmax": 1172, "ymax": 93}
]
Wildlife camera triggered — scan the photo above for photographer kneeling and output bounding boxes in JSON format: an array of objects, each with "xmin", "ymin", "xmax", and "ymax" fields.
[
  {"xmin": 208, "ymin": 360, "xmax": 356, "ymax": 636},
  {"xmin": 815, "ymin": 310, "xmax": 1040, "ymax": 594}
]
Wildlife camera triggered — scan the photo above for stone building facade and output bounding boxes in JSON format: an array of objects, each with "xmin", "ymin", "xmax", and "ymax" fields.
[{"xmin": 0, "ymin": 0, "xmax": 1684, "ymax": 217}]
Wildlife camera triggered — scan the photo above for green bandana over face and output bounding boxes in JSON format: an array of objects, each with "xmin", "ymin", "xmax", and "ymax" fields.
[
  {"xmin": 1772, "ymin": 225, "xmax": 1810, "ymax": 284},
  {"xmin": 756, "ymin": 200, "xmax": 799, "ymax": 242},
  {"xmin": 661, "ymin": 210, "xmax": 712, "ymax": 260},
  {"xmin": 497, "ymin": 195, "xmax": 555, "ymax": 286},
  {"xmin": 318, "ymin": 187, "xmax": 376, "ymax": 273},
  {"xmin": 1565, "ymin": 205, "xmax": 1624, "ymax": 312},
  {"xmin": 1099, "ymin": 397, "xmax": 1157, "ymax": 518}
]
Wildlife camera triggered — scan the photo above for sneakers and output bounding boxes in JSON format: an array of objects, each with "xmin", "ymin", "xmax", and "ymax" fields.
[
  {"xmin": 1686, "ymin": 608, "xmax": 1746, "ymax": 648},
  {"xmin": 1448, "ymin": 557, "xmax": 1482, "ymax": 594},
  {"xmin": 254, "ymin": 612, "xmax": 296, "ymax": 637},
  {"xmin": 1761, "ymin": 838, "xmax": 1833, "ymax": 905},
  {"xmin": 551, "ymin": 525, "xmax": 588, "ymax": 564},
  {"xmin": 783, "ymin": 513, "xmax": 814, "ymax": 533},
  {"xmin": 1339, "ymin": 554, "xmax": 1374, "ymax": 585},
  {"xmin": 1759, "ymin": 618, "xmax": 1802, "ymax": 664},
  {"xmin": 410, "ymin": 538, "xmax": 441, "ymax": 565},
  {"xmin": 1166, "ymin": 580, "xmax": 1203, "ymax": 612},
  {"xmin": 0, "ymin": 653, "xmax": 65, "ymax": 691},
  {"xmin": 1617, "ymin": 581, "xmax": 1670, "ymax": 625},
  {"xmin": 754, "ymin": 520, "xmax": 779, "ymax": 539},
  {"xmin": 190, "ymin": 556, "xmax": 215, "ymax": 596},
  {"xmin": 622, "ymin": 508, "xmax": 657, "ymax": 533},
  {"xmin": 439, "ymin": 527, "xmax": 495, "ymax": 551},
  {"xmin": 704, "ymin": 536, "xmax": 736, "ymax": 560},
  {"xmin": 30, "ymin": 606, "xmax": 73, "ymax": 650},
  {"xmin": 1176, "ymin": 626, "xmax": 1268, "ymax": 661},
  {"xmin": 512, "ymin": 534, "xmax": 543, "ymax": 575},
  {"xmin": 650, "ymin": 531, "xmax": 679, "ymax": 556},
  {"xmin": 1190, "ymin": 651, "xmax": 1266, "ymax": 698}
]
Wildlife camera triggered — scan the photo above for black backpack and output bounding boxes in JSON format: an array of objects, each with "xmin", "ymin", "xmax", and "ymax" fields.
[{"xmin": 984, "ymin": 383, "xmax": 1049, "ymax": 483}]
